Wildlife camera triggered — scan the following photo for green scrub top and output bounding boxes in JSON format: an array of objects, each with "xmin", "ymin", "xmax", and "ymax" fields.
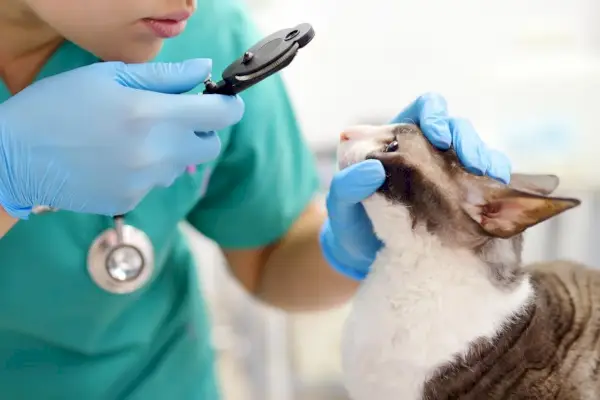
[{"xmin": 0, "ymin": 0, "xmax": 320, "ymax": 398}]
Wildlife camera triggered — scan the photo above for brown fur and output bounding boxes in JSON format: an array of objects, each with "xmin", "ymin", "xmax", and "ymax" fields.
[
  {"xmin": 368, "ymin": 124, "xmax": 577, "ymax": 248},
  {"xmin": 365, "ymin": 124, "xmax": 579, "ymax": 291},
  {"xmin": 423, "ymin": 261, "xmax": 600, "ymax": 400},
  {"xmin": 360, "ymin": 123, "xmax": 599, "ymax": 399}
]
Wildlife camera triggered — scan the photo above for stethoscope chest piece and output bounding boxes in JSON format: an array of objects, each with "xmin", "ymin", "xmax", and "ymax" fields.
[{"xmin": 87, "ymin": 216, "xmax": 154, "ymax": 294}]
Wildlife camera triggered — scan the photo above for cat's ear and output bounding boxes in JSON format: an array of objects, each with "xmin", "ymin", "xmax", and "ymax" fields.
[
  {"xmin": 459, "ymin": 175, "xmax": 580, "ymax": 238},
  {"xmin": 509, "ymin": 173, "xmax": 559, "ymax": 195}
]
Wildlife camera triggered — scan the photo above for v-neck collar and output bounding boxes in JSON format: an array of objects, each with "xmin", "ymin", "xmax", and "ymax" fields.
[{"xmin": 0, "ymin": 41, "xmax": 100, "ymax": 102}]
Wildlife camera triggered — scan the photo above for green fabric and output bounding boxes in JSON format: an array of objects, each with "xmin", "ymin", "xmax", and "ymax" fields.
[{"xmin": 0, "ymin": 0, "xmax": 320, "ymax": 398}]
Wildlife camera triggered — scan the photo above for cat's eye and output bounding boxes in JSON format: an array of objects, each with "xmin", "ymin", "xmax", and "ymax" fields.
[{"xmin": 385, "ymin": 141, "xmax": 399, "ymax": 152}]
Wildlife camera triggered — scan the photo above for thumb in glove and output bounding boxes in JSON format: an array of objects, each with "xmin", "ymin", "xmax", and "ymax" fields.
[{"xmin": 321, "ymin": 160, "xmax": 386, "ymax": 280}]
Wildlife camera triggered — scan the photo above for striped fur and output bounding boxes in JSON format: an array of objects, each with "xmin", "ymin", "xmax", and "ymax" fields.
[
  {"xmin": 337, "ymin": 123, "xmax": 589, "ymax": 400},
  {"xmin": 423, "ymin": 260, "xmax": 600, "ymax": 399}
]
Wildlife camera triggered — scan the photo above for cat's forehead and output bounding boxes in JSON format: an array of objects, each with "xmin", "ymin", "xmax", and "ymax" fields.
[
  {"xmin": 342, "ymin": 123, "xmax": 421, "ymax": 137},
  {"xmin": 375, "ymin": 124, "xmax": 460, "ymax": 173},
  {"xmin": 340, "ymin": 123, "xmax": 436, "ymax": 156},
  {"xmin": 340, "ymin": 124, "xmax": 396, "ymax": 142},
  {"xmin": 337, "ymin": 123, "xmax": 461, "ymax": 181}
]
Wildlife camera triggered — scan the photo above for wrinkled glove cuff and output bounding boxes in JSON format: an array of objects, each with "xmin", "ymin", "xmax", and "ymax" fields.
[
  {"xmin": 2, "ymin": 203, "xmax": 31, "ymax": 220},
  {"xmin": 0, "ymin": 196, "xmax": 31, "ymax": 220},
  {"xmin": 319, "ymin": 220, "xmax": 368, "ymax": 281}
]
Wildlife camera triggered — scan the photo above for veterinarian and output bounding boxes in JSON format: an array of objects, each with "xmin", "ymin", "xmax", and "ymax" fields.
[{"xmin": 0, "ymin": 0, "xmax": 512, "ymax": 398}]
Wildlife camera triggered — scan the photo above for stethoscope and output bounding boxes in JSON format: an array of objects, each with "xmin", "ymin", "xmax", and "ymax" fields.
[
  {"xmin": 31, "ymin": 207, "xmax": 154, "ymax": 294},
  {"xmin": 30, "ymin": 23, "xmax": 316, "ymax": 295},
  {"xmin": 86, "ymin": 214, "xmax": 155, "ymax": 294},
  {"xmin": 81, "ymin": 22, "xmax": 313, "ymax": 295}
]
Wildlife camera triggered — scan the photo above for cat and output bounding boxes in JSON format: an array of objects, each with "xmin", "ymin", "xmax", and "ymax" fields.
[{"xmin": 337, "ymin": 123, "xmax": 600, "ymax": 400}]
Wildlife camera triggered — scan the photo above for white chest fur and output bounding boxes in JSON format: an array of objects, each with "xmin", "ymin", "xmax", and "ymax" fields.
[{"xmin": 340, "ymin": 195, "xmax": 533, "ymax": 400}]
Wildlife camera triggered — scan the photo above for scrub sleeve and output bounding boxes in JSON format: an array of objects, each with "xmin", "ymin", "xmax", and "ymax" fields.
[
  {"xmin": 0, "ymin": 0, "xmax": 320, "ymax": 398},
  {"xmin": 186, "ymin": 78, "xmax": 320, "ymax": 247},
  {"xmin": 185, "ymin": 4, "xmax": 320, "ymax": 247}
]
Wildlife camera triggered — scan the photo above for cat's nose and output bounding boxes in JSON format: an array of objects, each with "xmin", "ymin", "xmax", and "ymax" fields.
[
  {"xmin": 339, "ymin": 128, "xmax": 362, "ymax": 142},
  {"xmin": 339, "ymin": 125, "xmax": 373, "ymax": 142}
]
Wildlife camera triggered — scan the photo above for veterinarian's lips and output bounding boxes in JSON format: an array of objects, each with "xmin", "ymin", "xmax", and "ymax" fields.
[{"xmin": 142, "ymin": 10, "xmax": 191, "ymax": 38}]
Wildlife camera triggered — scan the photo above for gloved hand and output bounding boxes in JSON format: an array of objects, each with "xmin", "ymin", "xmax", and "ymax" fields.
[
  {"xmin": 0, "ymin": 58, "xmax": 244, "ymax": 219},
  {"xmin": 320, "ymin": 160, "xmax": 386, "ymax": 280},
  {"xmin": 392, "ymin": 92, "xmax": 511, "ymax": 184},
  {"xmin": 320, "ymin": 92, "xmax": 512, "ymax": 280}
]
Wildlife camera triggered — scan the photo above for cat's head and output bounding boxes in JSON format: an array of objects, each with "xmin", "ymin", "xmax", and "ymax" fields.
[{"xmin": 337, "ymin": 123, "xmax": 580, "ymax": 267}]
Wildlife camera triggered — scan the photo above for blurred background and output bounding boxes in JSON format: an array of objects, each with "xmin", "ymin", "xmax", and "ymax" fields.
[{"xmin": 185, "ymin": 0, "xmax": 600, "ymax": 398}]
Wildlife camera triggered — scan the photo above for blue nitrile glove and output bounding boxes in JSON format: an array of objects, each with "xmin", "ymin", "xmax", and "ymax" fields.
[
  {"xmin": 320, "ymin": 92, "xmax": 512, "ymax": 280},
  {"xmin": 0, "ymin": 59, "xmax": 244, "ymax": 219},
  {"xmin": 392, "ymin": 92, "xmax": 511, "ymax": 184},
  {"xmin": 320, "ymin": 160, "xmax": 386, "ymax": 280}
]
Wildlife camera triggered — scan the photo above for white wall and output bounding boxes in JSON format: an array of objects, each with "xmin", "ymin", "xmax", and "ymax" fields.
[
  {"xmin": 250, "ymin": 0, "xmax": 600, "ymax": 186},
  {"xmin": 203, "ymin": 2, "xmax": 600, "ymax": 398},
  {"xmin": 240, "ymin": 2, "xmax": 600, "ymax": 397}
]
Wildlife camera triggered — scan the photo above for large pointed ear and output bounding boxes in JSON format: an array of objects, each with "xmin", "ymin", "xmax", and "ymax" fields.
[
  {"xmin": 460, "ymin": 176, "xmax": 580, "ymax": 238},
  {"xmin": 509, "ymin": 173, "xmax": 560, "ymax": 195}
]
